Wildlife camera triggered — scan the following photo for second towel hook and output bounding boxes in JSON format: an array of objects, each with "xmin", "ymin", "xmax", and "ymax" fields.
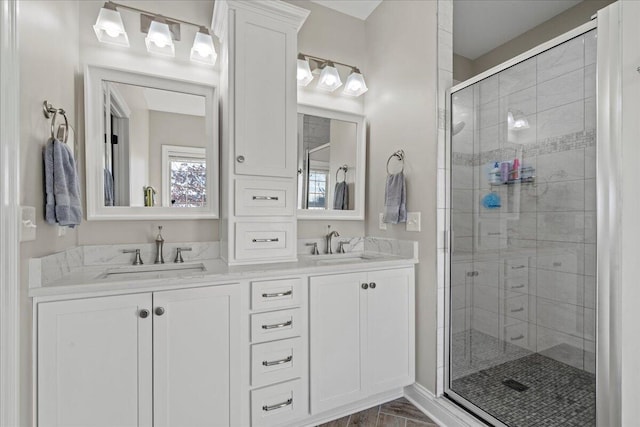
[
  {"xmin": 386, "ymin": 150, "xmax": 405, "ymax": 175},
  {"xmin": 43, "ymin": 100, "xmax": 69, "ymax": 144}
]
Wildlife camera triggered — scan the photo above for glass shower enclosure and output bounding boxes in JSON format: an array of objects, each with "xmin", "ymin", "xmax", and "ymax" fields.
[{"xmin": 446, "ymin": 27, "xmax": 597, "ymax": 427}]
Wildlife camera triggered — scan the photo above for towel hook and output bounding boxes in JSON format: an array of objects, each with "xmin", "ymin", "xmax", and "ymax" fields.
[
  {"xmin": 386, "ymin": 150, "xmax": 405, "ymax": 175},
  {"xmin": 336, "ymin": 165, "xmax": 348, "ymax": 183},
  {"xmin": 43, "ymin": 100, "xmax": 69, "ymax": 144}
]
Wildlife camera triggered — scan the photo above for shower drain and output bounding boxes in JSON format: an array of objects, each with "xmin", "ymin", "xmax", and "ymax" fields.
[{"xmin": 502, "ymin": 379, "xmax": 529, "ymax": 392}]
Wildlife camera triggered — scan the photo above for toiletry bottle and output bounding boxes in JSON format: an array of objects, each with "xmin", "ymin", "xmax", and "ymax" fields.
[
  {"xmin": 490, "ymin": 162, "xmax": 501, "ymax": 185},
  {"xmin": 512, "ymin": 158, "xmax": 520, "ymax": 181},
  {"xmin": 500, "ymin": 162, "xmax": 510, "ymax": 184}
]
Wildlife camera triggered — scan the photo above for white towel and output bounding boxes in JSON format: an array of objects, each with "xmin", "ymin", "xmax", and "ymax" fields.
[
  {"xmin": 43, "ymin": 138, "xmax": 82, "ymax": 227},
  {"xmin": 383, "ymin": 172, "xmax": 406, "ymax": 224}
]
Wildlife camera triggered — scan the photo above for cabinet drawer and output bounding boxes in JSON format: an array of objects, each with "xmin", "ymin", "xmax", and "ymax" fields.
[
  {"xmin": 504, "ymin": 322, "xmax": 528, "ymax": 349},
  {"xmin": 504, "ymin": 294, "xmax": 528, "ymax": 322},
  {"xmin": 251, "ymin": 379, "xmax": 306, "ymax": 427},
  {"xmin": 504, "ymin": 276, "xmax": 529, "ymax": 294},
  {"xmin": 504, "ymin": 257, "xmax": 528, "ymax": 278},
  {"xmin": 235, "ymin": 178, "xmax": 295, "ymax": 217},
  {"xmin": 235, "ymin": 221, "xmax": 296, "ymax": 261},
  {"xmin": 251, "ymin": 337, "xmax": 303, "ymax": 387},
  {"xmin": 251, "ymin": 308, "xmax": 301, "ymax": 343},
  {"xmin": 251, "ymin": 278, "xmax": 301, "ymax": 311}
]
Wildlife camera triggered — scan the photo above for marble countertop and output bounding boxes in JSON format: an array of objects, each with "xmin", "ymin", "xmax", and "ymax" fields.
[{"xmin": 29, "ymin": 238, "xmax": 418, "ymax": 299}]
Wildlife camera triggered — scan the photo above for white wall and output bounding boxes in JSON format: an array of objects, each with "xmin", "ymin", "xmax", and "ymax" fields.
[{"xmin": 364, "ymin": 0, "xmax": 439, "ymax": 391}]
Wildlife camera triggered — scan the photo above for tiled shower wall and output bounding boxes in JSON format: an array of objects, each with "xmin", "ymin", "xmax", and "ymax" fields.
[{"xmin": 450, "ymin": 30, "xmax": 596, "ymax": 375}]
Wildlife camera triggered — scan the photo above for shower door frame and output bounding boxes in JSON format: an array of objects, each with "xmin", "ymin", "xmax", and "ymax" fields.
[{"xmin": 443, "ymin": 19, "xmax": 602, "ymax": 427}]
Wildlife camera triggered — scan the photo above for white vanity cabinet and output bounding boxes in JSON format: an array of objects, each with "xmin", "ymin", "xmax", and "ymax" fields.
[
  {"xmin": 213, "ymin": 1, "xmax": 309, "ymax": 265},
  {"xmin": 37, "ymin": 284, "xmax": 240, "ymax": 427},
  {"xmin": 309, "ymin": 268, "xmax": 415, "ymax": 415}
]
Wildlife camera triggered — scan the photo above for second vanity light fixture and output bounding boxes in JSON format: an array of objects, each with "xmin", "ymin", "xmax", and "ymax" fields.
[
  {"xmin": 297, "ymin": 53, "xmax": 368, "ymax": 97},
  {"xmin": 93, "ymin": 1, "xmax": 217, "ymax": 66}
]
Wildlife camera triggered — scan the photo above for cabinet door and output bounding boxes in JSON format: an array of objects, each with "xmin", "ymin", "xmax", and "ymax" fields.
[
  {"xmin": 365, "ymin": 268, "xmax": 415, "ymax": 394},
  {"xmin": 153, "ymin": 285, "xmax": 240, "ymax": 427},
  {"xmin": 234, "ymin": 9, "xmax": 297, "ymax": 178},
  {"xmin": 38, "ymin": 293, "xmax": 153, "ymax": 427},
  {"xmin": 309, "ymin": 273, "xmax": 367, "ymax": 414}
]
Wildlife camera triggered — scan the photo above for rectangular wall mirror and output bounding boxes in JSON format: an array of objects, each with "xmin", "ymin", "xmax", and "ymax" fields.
[
  {"xmin": 85, "ymin": 65, "xmax": 218, "ymax": 220},
  {"xmin": 297, "ymin": 105, "xmax": 365, "ymax": 220}
]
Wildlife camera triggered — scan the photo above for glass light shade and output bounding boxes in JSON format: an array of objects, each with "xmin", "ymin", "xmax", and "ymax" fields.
[
  {"xmin": 317, "ymin": 64, "xmax": 342, "ymax": 92},
  {"xmin": 507, "ymin": 110, "xmax": 530, "ymax": 130},
  {"xmin": 145, "ymin": 19, "xmax": 175, "ymax": 57},
  {"xmin": 190, "ymin": 30, "xmax": 217, "ymax": 65},
  {"xmin": 343, "ymin": 70, "xmax": 368, "ymax": 96},
  {"xmin": 93, "ymin": 6, "xmax": 129, "ymax": 47},
  {"xmin": 297, "ymin": 58, "xmax": 314, "ymax": 86}
]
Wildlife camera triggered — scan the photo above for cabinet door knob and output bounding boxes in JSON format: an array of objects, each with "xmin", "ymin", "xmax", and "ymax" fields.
[
  {"xmin": 361, "ymin": 283, "xmax": 369, "ymax": 290},
  {"xmin": 139, "ymin": 309, "xmax": 149, "ymax": 319},
  {"xmin": 369, "ymin": 282, "xmax": 376, "ymax": 289},
  {"xmin": 155, "ymin": 307, "xmax": 165, "ymax": 316},
  {"xmin": 236, "ymin": 155, "xmax": 245, "ymax": 163}
]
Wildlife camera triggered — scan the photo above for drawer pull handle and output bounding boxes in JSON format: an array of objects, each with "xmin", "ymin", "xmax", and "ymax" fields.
[
  {"xmin": 510, "ymin": 307, "xmax": 524, "ymax": 313},
  {"xmin": 262, "ymin": 290, "xmax": 292, "ymax": 298},
  {"xmin": 488, "ymin": 232, "xmax": 501, "ymax": 236},
  {"xmin": 511, "ymin": 284, "xmax": 525, "ymax": 289},
  {"xmin": 511, "ymin": 265, "xmax": 526, "ymax": 270},
  {"xmin": 262, "ymin": 355, "xmax": 293, "ymax": 366},
  {"xmin": 253, "ymin": 196, "xmax": 279, "ymax": 201},
  {"xmin": 262, "ymin": 320, "xmax": 293, "ymax": 330},
  {"xmin": 252, "ymin": 238, "xmax": 279, "ymax": 243},
  {"xmin": 510, "ymin": 334, "xmax": 525, "ymax": 341},
  {"xmin": 262, "ymin": 398, "xmax": 292, "ymax": 412}
]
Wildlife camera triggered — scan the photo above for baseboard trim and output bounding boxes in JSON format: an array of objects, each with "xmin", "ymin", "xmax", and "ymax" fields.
[{"xmin": 403, "ymin": 383, "xmax": 485, "ymax": 427}]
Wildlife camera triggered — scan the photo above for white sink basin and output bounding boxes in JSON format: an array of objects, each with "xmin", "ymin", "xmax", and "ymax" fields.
[
  {"xmin": 312, "ymin": 254, "xmax": 379, "ymax": 265},
  {"xmin": 99, "ymin": 263, "xmax": 206, "ymax": 280}
]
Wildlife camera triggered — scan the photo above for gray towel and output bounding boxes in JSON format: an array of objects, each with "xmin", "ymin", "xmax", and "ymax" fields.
[
  {"xmin": 383, "ymin": 172, "xmax": 406, "ymax": 224},
  {"xmin": 104, "ymin": 169, "xmax": 114, "ymax": 206},
  {"xmin": 333, "ymin": 181, "xmax": 349, "ymax": 210},
  {"xmin": 43, "ymin": 138, "xmax": 82, "ymax": 227}
]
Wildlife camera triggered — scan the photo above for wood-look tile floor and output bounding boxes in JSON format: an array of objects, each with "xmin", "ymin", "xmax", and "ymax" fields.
[{"xmin": 317, "ymin": 397, "xmax": 439, "ymax": 427}]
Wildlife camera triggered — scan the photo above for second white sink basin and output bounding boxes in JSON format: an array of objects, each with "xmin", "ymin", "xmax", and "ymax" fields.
[
  {"xmin": 313, "ymin": 254, "xmax": 379, "ymax": 265},
  {"xmin": 99, "ymin": 263, "xmax": 206, "ymax": 280}
]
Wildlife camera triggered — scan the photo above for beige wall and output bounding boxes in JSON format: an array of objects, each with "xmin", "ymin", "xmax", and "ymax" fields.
[
  {"xmin": 456, "ymin": 0, "xmax": 614, "ymax": 81},
  {"xmin": 365, "ymin": 0, "xmax": 439, "ymax": 391},
  {"xmin": 289, "ymin": 0, "xmax": 367, "ymax": 238},
  {"xmin": 18, "ymin": 1, "xmax": 80, "ymax": 423}
]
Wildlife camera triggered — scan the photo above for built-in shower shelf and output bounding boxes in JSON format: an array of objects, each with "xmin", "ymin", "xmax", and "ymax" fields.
[{"xmin": 490, "ymin": 177, "xmax": 536, "ymax": 186}]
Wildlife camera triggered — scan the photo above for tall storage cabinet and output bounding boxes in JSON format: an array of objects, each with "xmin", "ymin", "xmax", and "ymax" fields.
[
  {"xmin": 37, "ymin": 284, "xmax": 240, "ymax": 427},
  {"xmin": 213, "ymin": 1, "xmax": 309, "ymax": 265}
]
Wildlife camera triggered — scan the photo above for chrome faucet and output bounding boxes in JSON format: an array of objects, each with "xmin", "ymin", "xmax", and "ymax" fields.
[
  {"xmin": 123, "ymin": 249, "xmax": 143, "ymax": 265},
  {"xmin": 174, "ymin": 247, "xmax": 192, "ymax": 263},
  {"xmin": 154, "ymin": 226, "xmax": 165, "ymax": 264},
  {"xmin": 325, "ymin": 226, "xmax": 340, "ymax": 254}
]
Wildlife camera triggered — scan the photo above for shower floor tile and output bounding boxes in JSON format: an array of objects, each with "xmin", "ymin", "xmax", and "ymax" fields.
[{"xmin": 451, "ymin": 352, "xmax": 595, "ymax": 427}]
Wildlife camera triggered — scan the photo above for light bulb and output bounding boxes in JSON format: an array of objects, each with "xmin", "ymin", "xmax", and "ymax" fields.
[
  {"xmin": 317, "ymin": 63, "xmax": 342, "ymax": 92},
  {"xmin": 145, "ymin": 18, "xmax": 175, "ymax": 57},
  {"xmin": 93, "ymin": 3, "xmax": 129, "ymax": 47},
  {"xmin": 296, "ymin": 57, "xmax": 314, "ymax": 86},
  {"xmin": 104, "ymin": 25, "xmax": 120, "ymax": 38}
]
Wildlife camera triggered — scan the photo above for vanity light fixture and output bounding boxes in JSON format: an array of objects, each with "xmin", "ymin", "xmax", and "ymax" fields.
[
  {"xmin": 343, "ymin": 67, "xmax": 368, "ymax": 96},
  {"xmin": 317, "ymin": 62, "xmax": 343, "ymax": 92},
  {"xmin": 190, "ymin": 27, "xmax": 217, "ymax": 65},
  {"xmin": 299, "ymin": 53, "xmax": 368, "ymax": 96},
  {"xmin": 145, "ymin": 16, "xmax": 175, "ymax": 57},
  {"xmin": 93, "ymin": 2, "xmax": 129, "ymax": 47},
  {"xmin": 297, "ymin": 54, "xmax": 314, "ymax": 87},
  {"xmin": 92, "ymin": 1, "xmax": 217, "ymax": 66}
]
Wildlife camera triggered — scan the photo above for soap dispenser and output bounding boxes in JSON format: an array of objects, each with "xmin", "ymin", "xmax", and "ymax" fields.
[{"xmin": 154, "ymin": 226, "xmax": 165, "ymax": 264}]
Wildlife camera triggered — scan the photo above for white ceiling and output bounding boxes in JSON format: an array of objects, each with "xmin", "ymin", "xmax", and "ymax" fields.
[
  {"xmin": 143, "ymin": 88, "xmax": 205, "ymax": 117},
  {"xmin": 310, "ymin": 0, "xmax": 382, "ymax": 20},
  {"xmin": 453, "ymin": 0, "xmax": 582, "ymax": 60}
]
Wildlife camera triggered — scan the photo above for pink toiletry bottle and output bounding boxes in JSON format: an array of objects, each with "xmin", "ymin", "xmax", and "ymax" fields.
[{"xmin": 512, "ymin": 158, "xmax": 520, "ymax": 181}]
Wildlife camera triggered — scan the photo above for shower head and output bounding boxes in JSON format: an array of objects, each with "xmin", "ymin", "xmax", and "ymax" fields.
[{"xmin": 452, "ymin": 121, "xmax": 466, "ymax": 136}]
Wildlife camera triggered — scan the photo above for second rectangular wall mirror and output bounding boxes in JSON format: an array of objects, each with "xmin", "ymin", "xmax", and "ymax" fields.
[
  {"xmin": 85, "ymin": 65, "xmax": 219, "ymax": 220},
  {"xmin": 297, "ymin": 105, "xmax": 366, "ymax": 220}
]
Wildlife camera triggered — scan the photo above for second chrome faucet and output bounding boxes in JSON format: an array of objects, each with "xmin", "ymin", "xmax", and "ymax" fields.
[{"xmin": 325, "ymin": 226, "xmax": 340, "ymax": 254}]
